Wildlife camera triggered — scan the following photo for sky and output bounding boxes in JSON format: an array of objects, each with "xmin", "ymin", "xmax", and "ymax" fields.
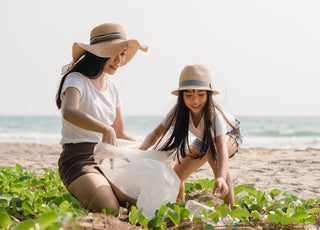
[{"xmin": 1, "ymin": 0, "xmax": 320, "ymax": 117}]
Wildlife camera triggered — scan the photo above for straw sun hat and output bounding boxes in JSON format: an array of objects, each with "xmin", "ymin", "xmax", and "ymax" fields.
[
  {"xmin": 171, "ymin": 64, "xmax": 219, "ymax": 96},
  {"xmin": 62, "ymin": 23, "xmax": 148, "ymax": 74}
]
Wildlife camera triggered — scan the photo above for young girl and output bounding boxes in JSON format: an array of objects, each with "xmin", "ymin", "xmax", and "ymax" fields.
[
  {"xmin": 140, "ymin": 64, "xmax": 242, "ymax": 210},
  {"xmin": 56, "ymin": 23, "xmax": 147, "ymax": 212}
]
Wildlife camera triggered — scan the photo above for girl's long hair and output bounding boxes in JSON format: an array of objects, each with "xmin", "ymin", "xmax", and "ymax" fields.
[
  {"xmin": 156, "ymin": 90, "xmax": 238, "ymax": 163},
  {"xmin": 55, "ymin": 52, "xmax": 109, "ymax": 109}
]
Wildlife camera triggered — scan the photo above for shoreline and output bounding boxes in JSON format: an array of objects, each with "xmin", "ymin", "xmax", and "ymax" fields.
[{"xmin": 0, "ymin": 143, "xmax": 319, "ymax": 200}]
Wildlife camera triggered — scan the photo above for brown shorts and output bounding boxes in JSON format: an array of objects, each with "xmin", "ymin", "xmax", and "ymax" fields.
[{"xmin": 58, "ymin": 142, "xmax": 104, "ymax": 188}]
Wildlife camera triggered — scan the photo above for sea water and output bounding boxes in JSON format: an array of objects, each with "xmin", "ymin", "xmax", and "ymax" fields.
[{"xmin": 0, "ymin": 115, "xmax": 319, "ymax": 149}]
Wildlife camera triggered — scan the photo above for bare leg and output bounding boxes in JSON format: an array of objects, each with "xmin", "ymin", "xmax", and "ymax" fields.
[
  {"xmin": 173, "ymin": 146, "xmax": 206, "ymax": 202},
  {"xmin": 174, "ymin": 136, "xmax": 238, "ymax": 207},
  {"xmin": 68, "ymin": 173, "xmax": 120, "ymax": 212}
]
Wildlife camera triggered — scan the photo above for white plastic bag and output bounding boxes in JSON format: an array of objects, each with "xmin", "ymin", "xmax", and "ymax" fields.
[
  {"xmin": 185, "ymin": 200, "xmax": 237, "ymax": 227},
  {"xmin": 93, "ymin": 139, "xmax": 180, "ymax": 218}
]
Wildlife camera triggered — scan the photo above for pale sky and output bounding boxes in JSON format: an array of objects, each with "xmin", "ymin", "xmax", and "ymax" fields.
[{"xmin": 1, "ymin": 0, "xmax": 320, "ymax": 116}]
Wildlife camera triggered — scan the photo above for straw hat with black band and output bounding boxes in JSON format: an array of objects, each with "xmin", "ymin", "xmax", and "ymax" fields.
[{"xmin": 62, "ymin": 23, "xmax": 148, "ymax": 75}]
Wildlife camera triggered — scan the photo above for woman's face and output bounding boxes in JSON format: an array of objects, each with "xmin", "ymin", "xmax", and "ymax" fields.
[
  {"xmin": 103, "ymin": 47, "xmax": 127, "ymax": 75},
  {"xmin": 183, "ymin": 89, "xmax": 208, "ymax": 116}
]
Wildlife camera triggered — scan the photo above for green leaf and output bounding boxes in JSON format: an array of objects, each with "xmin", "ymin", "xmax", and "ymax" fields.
[
  {"xmin": 180, "ymin": 208, "xmax": 190, "ymax": 219},
  {"xmin": 15, "ymin": 164, "xmax": 23, "ymax": 173},
  {"xmin": 208, "ymin": 179, "xmax": 215, "ymax": 189},
  {"xmin": 16, "ymin": 219, "xmax": 36, "ymax": 230},
  {"xmin": 129, "ymin": 206, "xmax": 138, "ymax": 225},
  {"xmin": 270, "ymin": 188, "xmax": 281, "ymax": 197},
  {"xmin": 291, "ymin": 211, "xmax": 309, "ymax": 220},
  {"xmin": 217, "ymin": 205, "xmax": 229, "ymax": 218},
  {"xmin": 0, "ymin": 212, "xmax": 12, "ymax": 229},
  {"xmin": 140, "ymin": 217, "xmax": 151, "ymax": 228},
  {"xmin": 208, "ymin": 212, "xmax": 220, "ymax": 223},
  {"xmin": 275, "ymin": 210, "xmax": 286, "ymax": 217},
  {"xmin": 168, "ymin": 208, "xmax": 180, "ymax": 225},
  {"xmin": 250, "ymin": 204, "xmax": 262, "ymax": 212},
  {"xmin": 309, "ymin": 208, "xmax": 320, "ymax": 215},
  {"xmin": 280, "ymin": 216, "xmax": 296, "ymax": 225},
  {"xmin": 266, "ymin": 214, "xmax": 281, "ymax": 224},
  {"xmin": 244, "ymin": 185, "xmax": 257, "ymax": 197},
  {"xmin": 21, "ymin": 200, "xmax": 35, "ymax": 215},
  {"xmin": 229, "ymin": 209, "xmax": 249, "ymax": 219},
  {"xmin": 184, "ymin": 182, "xmax": 195, "ymax": 193},
  {"xmin": 206, "ymin": 201, "xmax": 215, "ymax": 207},
  {"xmin": 306, "ymin": 198, "xmax": 315, "ymax": 204},
  {"xmin": 38, "ymin": 211, "xmax": 59, "ymax": 228},
  {"xmin": 102, "ymin": 206, "xmax": 117, "ymax": 216},
  {"xmin": 282, "ymin": 191, "xmax": 294, "ymax": 197},
  {"xmin": 10, "ymin": 197, "xmax": 22, "ymax": 207},
  {"xmin": 234, "ymin": 185, "xmax": 245, "ymax": 195},
  {"xmin": 195, "ymin": 183, "xmax": 202, "ymax": 190},
  {"xmin": 37, "ymin": 205, "xmax": 51, "ymax": 213},
  {"xmin": 147, "ymin": 216, "xmax": 164, "ymax": 229},
  {"xmin": 204, "ymin": 224, "xmax": 215, "ymax": 230},
  {"xmin": 59, "ymin": 200, "xmax": 69, "ymax": 210},
  {"xmin": 283, "ymin": 197, "xmax": 293, "ymax": 204},
  {"xmin": 158, "ymin": 205, "xmax": 167, "ymax": 216},
  {"xmin": 251, "ymin": 210, "xmax": 261, "ymax": 220},
  {"xmin": 304, "ymin": 216, "xmax": 316, "ymax": 225}
]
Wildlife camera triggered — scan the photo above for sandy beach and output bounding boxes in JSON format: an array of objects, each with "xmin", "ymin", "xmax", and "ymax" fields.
[{"xmin": 1, "ymin": 143, "xmax": 319, "ymax": 200}]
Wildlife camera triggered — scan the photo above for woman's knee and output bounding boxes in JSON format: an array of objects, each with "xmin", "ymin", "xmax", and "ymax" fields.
[{"xmin": 68, "ymin": 173, "xmax": 119, "ymax": 212}]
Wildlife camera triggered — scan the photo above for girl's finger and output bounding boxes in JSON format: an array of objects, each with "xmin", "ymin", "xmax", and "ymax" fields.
[{"xmin": 221, "ymin": 186, "xmax": 228, "ymax": 198}]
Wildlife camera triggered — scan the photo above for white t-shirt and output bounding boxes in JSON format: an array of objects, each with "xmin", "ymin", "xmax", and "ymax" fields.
[
  {"xmin": 161, "ymin": 107, "xmax": 236, "ymax": 141},
  {"xmin": 60, "ymin": 72, "xmax": 121, "ymax": 144}
]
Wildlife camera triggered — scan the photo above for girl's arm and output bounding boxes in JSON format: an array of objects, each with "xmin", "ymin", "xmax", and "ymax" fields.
[
  {"xmin": 139, "ymin": 124, "xmax": 166, "ymax": 150},
  {"xmin": 112, "ymin": 107, "xmax": 137, "ymax": 141},
  {"xmin": 62, "ymin": 87, "xmax": 117, "ymax": 145},
  {"xmin": 208, "ymin": 134, "xmax": 229, "ymax": 197}
]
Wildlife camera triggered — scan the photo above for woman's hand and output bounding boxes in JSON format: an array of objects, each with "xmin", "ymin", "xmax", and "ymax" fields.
[
  {"xmin": 212, "ymin": 177, "xmax": 229, "ymax": 198},
  {"xmin": 102, "ymin": 126, "xmax": 118, "ymax": 146}
]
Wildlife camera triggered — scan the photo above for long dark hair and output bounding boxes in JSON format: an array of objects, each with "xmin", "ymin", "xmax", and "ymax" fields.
[
  {"xmin": 156, "ymin": 90, "xmax": 217, "ymax": 163},
  {"xmin": 55, "ymin": 52, "xmax": 109, "ymax": 109}
]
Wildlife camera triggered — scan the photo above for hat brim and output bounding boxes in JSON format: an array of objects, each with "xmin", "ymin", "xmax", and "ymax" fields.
[
  {"xmin": 171, "ymin": 86, "xmax": 219, "ymax": 96},
  {"xmin": 72, "ymin": 39, "xmax": 148, "ymax": 66}
]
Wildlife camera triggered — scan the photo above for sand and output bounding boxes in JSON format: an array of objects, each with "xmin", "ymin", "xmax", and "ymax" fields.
[{"xmin": 0, "ymin": 143, "xmax": 319, "ymax": 228}]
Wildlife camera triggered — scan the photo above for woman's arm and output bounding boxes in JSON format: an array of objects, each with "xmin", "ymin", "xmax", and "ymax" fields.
[
  {"xmin": 139, "ymin": 124, "xmax": 166, "ymax": 150},
  {"xmin": 62, "ymin": 87, "xmax": 117, "ymax": 145},
  {"xmin": 112, "ymin": 107, "xmax": 137, "ymax": 141}
]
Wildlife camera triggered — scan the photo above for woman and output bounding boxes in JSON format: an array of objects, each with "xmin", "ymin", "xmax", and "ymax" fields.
[
  {"xmin": 140, "ymin": 64, "xmax": 242, "ymax": 210},
  {"xmin": 55, "ymin": 23, "xmax": 148, "ymax": 212}
]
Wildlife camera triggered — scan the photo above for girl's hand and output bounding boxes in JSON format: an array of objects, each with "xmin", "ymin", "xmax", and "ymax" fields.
[{"xmin": 212, "ymin": 177, "xmax": 229, "ymax": 198}]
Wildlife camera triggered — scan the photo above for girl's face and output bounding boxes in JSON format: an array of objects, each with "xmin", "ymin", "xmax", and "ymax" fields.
[
  {"xmin": 103, "ymin": 47, "xmax": 127, "ymax": 75},
  {"xmin": 183, "ymin": 89, "xmax": 208, "ymax": 116}
]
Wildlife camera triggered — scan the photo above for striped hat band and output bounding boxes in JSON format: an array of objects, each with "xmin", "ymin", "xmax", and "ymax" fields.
[
  {"xmin": 179, "ymin": 80, "xmax": 212, "ymax": 89},
  {"xmin": 90, "ymin": 32, "xmax": 126, "ymax": 45}
]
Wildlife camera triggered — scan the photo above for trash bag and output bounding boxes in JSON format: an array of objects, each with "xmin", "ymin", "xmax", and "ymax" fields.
[{"xmin": 93, "ymin": 139, "xmax": 180, "ymax": 218}]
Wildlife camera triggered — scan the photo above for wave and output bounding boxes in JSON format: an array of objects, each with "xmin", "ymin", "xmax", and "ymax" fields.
[
  {"xmin": 241, "ymin": 136, "xmax": 320, "ymax": 149},
  {"xmin": 246, "ymin": 130, "xmax": 320, "ymax": 137},
  {"xmin": 0, "ymin": 132, "xmax": 60, "ymax": 144}
]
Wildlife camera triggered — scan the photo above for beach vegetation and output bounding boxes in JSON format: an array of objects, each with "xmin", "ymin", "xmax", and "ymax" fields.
[{"xmin": 0, "ymin": 164, "xmax": 319, "ymax": 229}]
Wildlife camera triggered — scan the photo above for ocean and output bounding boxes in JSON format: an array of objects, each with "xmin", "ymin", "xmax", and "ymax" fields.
[{"xmin": 0, "ymin": 115, "xmax": 319, "ymax": 149}]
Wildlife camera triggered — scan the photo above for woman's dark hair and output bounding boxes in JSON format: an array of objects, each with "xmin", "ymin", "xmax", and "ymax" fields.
[
  {"xmin": 156, "ymin": 90, "xmax": 217, "ymax": 163},
  {"xmin": 55, "ymin": 52, "xmax": 109, "ymax": 109}
]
